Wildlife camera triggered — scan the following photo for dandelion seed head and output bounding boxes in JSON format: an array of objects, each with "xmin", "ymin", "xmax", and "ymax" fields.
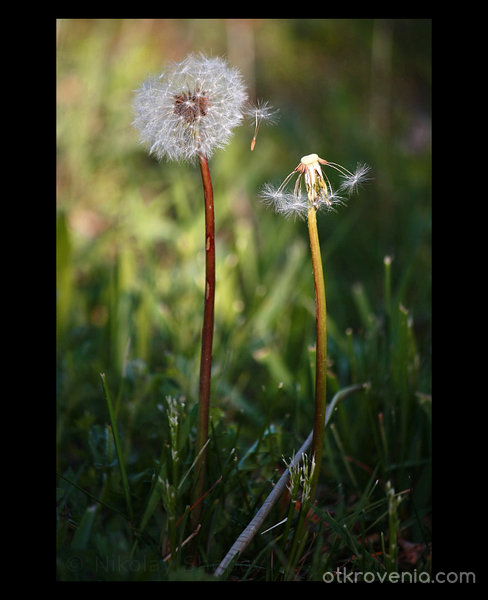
[
  {"xmin": 259, "ymin": 153, "xmax": 369, "ymax": 219},
  {"xmin": 133, "ymin": 53, "xmax": 248, "ymax": 163}
]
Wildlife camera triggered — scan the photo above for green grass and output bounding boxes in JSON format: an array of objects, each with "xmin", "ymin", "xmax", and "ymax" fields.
[{"xmin": 56, "ymin": 19, "xmax": 431, "ymax": 581}]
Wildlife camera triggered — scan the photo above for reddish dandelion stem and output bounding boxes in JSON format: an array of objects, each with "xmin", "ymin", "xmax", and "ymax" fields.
[{"xmin": 191, "ymin": 153, "xmax": 216, "ymax": 533}]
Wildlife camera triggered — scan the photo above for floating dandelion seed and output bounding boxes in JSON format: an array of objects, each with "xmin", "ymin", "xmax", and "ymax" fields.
[{"xmin": 244, "ymin": 100, "xmax": 279, "ymax": 151}]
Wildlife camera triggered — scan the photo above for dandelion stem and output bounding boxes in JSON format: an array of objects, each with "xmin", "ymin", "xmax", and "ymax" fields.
[
  {"xmin": 307, "ymin": 206, "xmax": 327, "ymax": 501},
  {"xmin": 191, "ymin": 153, "xmax": 215, "ymax": 532}
]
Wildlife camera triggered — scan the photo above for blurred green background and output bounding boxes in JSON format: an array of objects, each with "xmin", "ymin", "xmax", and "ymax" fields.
[{"xmin": 57, "ymin": 18, "xmax": 431, "ymax": 576}]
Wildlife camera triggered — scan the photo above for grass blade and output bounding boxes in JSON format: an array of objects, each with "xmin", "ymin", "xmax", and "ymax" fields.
[
  {"xmin": 71, "ymin": 505, "xmax": 97, "ymax": 551},
  {"xmin": 100, "ymin": 373, "xmax": 133, "ymax": 521}
]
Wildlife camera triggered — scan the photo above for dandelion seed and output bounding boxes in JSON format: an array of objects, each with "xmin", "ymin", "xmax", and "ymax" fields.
[
  {"xmin": 244, "ymin": 100, "xmax": 279, "ymax": 151},
  {"xmin": 259, "ymin": 184, "xmax": 308, "ymax": 220},
  {"xmin": 337, "ymin": 162, "xmax": 371, "ymax": 194},
  {"xmin": 132, "ymin": 53, "xmax": 248, "ymax": 162}
]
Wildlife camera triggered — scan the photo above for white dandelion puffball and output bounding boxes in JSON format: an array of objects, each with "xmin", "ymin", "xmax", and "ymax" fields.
[{"xmin": 133, "ymin": 53, "xmax": 248, "ymax": 162}]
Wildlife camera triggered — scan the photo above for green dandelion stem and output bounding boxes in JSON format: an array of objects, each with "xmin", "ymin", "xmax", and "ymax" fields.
[{"xmin": 307, "ymin": 206, "xmax": 327, "ymax": 501}]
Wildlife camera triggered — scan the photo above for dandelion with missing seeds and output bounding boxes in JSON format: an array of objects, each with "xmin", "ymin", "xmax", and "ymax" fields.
[
  {"xmin": 260, "ymin": 153, "xmax": 370, "ymax": 500},
  {"xmin": 260, "ymin": 154, "xmax": 370, "ymax": 219},
  {"xmin": 132, "ymin": 53, "xmax": 276, "ymax": 536}
]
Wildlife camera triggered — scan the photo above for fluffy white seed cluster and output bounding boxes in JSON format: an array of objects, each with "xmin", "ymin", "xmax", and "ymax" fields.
[
  {"xmin": 260, "ymin": 184, "xmax": 310, "ymax": 220},
  {"xmin": 133, "ymin": 53, "xmax": 248, "ymax": 162}
]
